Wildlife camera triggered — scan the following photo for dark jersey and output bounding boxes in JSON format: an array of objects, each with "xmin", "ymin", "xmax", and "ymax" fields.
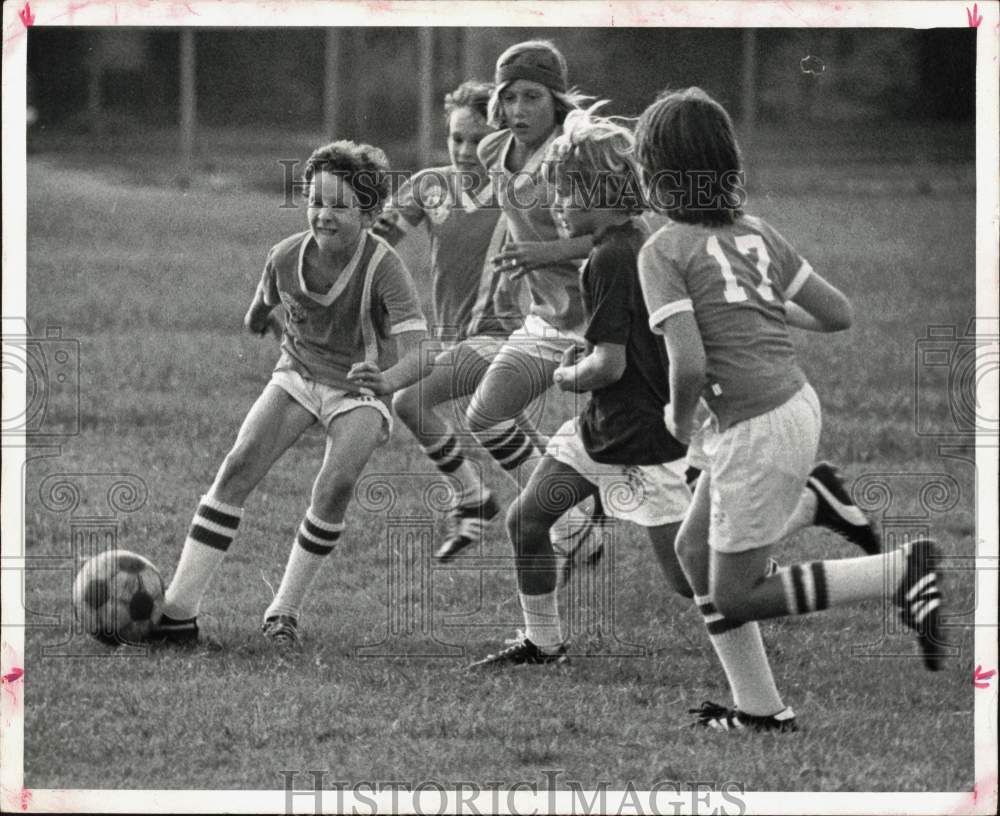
[{"xmin": 578, "ymin": 221, "xmax": 687, "ymax": 466}]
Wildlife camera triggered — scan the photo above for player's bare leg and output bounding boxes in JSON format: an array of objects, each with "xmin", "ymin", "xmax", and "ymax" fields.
[
  {"xmin": 709, "ymin": 535, "xmax": 945, "ymax": 670},
  {"xmin": 262, "ymin": 406, "xmax": 387, "ymax": 646},
  {"xmin": 469, "ymin": 457, "xmax": 595, "ymax": 668},
  {"xmin": 645, "ymin": 522, "xmax": 692, "ymax": 598},
  {"xmin": 674, "ymin": 474, "xmax": 796, "ymax": 731},
  {"xmin": 157, "ymin": 386, "xmax": 317, "ymax": 639},
  {"xmin": 466, "ymin": 345, "xmax": 603, "ymax": 562}
]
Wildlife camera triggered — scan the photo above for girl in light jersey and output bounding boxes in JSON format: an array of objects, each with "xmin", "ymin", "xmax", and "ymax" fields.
[{"xmin": 432, "ymin": 40, "xmax": 605, "ymax": 561}]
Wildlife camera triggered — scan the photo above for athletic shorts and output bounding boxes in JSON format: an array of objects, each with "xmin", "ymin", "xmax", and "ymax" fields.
[
  {"xmin": 269, "ymin": 369, "xmax": 393, "ymax": 443},
  {"xmin": 502, "ymin": 313, "xmax": 586, "ymax": 366},
  {"xmin": 546, "ymin": 418, "xmax": 691, "ymax": 527},
  {"xmin": 699, "ymin": 384, "xmax": 821, "ymax": 553},
  {"xmin": 436, "ymin": 334, "xmax": 506, "ymax": 362}
]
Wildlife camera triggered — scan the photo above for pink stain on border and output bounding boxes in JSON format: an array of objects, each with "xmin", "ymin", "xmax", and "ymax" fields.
[
  {"xmin": 20, "ymin": 789, "xmax": 32, "ymax": 811},
  {"xmin": 973, "ymin": 664, "xmax": 996, "ymax": 689},
  {"xmin": 2, "ymin": 667, "xmax": 23, "ymax": 684},
  {"xmin": 18, "ymin": 1, "xmax": 34, "ymax": 27},
  {"xmin": 967, "ymin": 3, "xmax": 983, "ymax": 27}
]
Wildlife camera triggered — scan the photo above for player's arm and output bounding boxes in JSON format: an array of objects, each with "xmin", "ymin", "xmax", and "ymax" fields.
[
  {"xmin": 493, "ymin": 235, "xmax": 594, "ymax": 276},
  {"xmin": 785, "ymin": 272, "xmax": 853, "ymax": 332},
  {"xmin": 243, "ymin": 279, "xmax": 278, "ymax": 336},
  {"xmin": 348, "ymin": 329, "xmax": 430, "ymax": 395},
  {"xmin": 370, "ymin": 176, "xmax": 425, "ymax": 247},
  {"xmin": 657, "ymin": 312, "xmax": 706, "ymax": 445},
  {"xmin": 553, "ymin": 342, "xmax": 626, "ymax": 392}
]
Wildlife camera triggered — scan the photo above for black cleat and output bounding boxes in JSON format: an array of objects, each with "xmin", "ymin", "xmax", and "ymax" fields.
[
  {"xmin": 807, "ymin": 462, "xmax": 881, "ymax": 554},
  {"xmin": 466, "ymin": 631, "xmax": 568, "ymax": 669},
  {"xmin": 895, "ymin": 539, "xmax": 947, "ymax": 671},
  {"xmin": 261, "ymin": 614, "xmax": 301, "ymax": 647},
  {"xmin": 148, "ymin": 614, "xmax": 199, "ymax": 644},
  {"xmin": 436, "ymin": 493, "xmax": 499, "ymax": 562},
  {"xmin": 689, "ymin": 700, "xmax": 798, "ymax": 733}
]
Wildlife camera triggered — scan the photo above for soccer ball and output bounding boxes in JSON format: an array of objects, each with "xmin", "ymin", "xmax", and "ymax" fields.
[{"xmin": 73, "ymin": 550, "xmax": 165, "ymax": 644}]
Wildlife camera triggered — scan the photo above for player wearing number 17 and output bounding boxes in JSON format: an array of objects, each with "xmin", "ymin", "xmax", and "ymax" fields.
[{"xmin": 635, "ymin": 88, "xmax": 947, "ymax": 708}]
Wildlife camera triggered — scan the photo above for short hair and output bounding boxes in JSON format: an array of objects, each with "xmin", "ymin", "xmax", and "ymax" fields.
[
  {"xmin": 443, "ymin": 80, "xmax": 493, "ymax": 125},
  {"xmin": 303, "ymin": 139, "xmax": 391, "ymax": 215},
  {"xmin": 544, "ymin": 105, "xmax": 646, "ymax": 213},
  {"xmin": 635, "ymin": 87, "xmax": 744, "ymax": 226}
]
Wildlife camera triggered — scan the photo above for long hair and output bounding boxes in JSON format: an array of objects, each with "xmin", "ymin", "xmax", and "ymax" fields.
[
  {"xmin": 486, "ymin": 39, "xmax": 593, "ymax": 130},
  {"xmin": 544, "ymin": 104, "xmax": 646, "ymax": 213},
  {"xmin": 635, "ymin": 87, "xmax": 745, "ymax": 226}
]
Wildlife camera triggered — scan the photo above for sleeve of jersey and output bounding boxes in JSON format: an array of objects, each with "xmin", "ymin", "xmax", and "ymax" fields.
[
  {"xmin": 371, "ymin": 176, "xmax": 425, "ymax": 244},
  {"xmin": 257, "ymin": 249, "xmax": 280, "ymax": 307},
  {"xmin": 637, "ymin": 237, "xmax": 692, "ymax": 334},
  {"xmin": 765, "ymin": 223, "xmax": 814, "ymax": 301},
  {"xmin": 375, "ymin": 252, "xmax": 429, "ymax": 336},
  {"xmin": 583, "ymin": 245, "xmax": 633, "ymax": 347}
]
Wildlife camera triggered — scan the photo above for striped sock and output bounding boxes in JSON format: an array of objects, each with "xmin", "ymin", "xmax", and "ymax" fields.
[
  {"xmin": 474, "ymin": 424, "xmax": 536, "ymax": 480},
  {"xmin": 265, "ymin": 509, "xmax": 344, "ymax": 621},
  {"xmin": 421, "ymin": 430, "xmax": 484, "ymax": 504},
  {"xmin": 520, "ymin": 590, "xmax": 562, "ymax": 651},
  {"xmin": 778, "ymin": 546, "xmax": 907, "ymax": 615},
  {"xmin": 162, "ymin": 494, "xmax": 243, "ymax": 619},
  {"xmin": 695, "ymin": 594, "xmax": 784, "ymax": 717}
]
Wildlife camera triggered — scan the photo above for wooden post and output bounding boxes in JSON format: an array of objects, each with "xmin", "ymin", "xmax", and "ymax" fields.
[
  {"xmin": 417, "ymin": 28, "xmax": 435, "ymax": 165},
  {"xmin": 323, "ymin": 29, "xmax": 342, "ymax": 138},
  {"xmin": 178, "ymin": 29, "xmax": 197, "ymax": 186},
  {"xmin": 741, "ymin": 30, "xmax": 758, "ymax": 140}
]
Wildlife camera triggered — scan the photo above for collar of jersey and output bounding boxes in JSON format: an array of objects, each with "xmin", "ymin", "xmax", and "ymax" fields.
[
  {"xmin": 296, "ymin": 230, "xmax": 368, "ymax": 306},
  {"xmin": 498, "ymin": 128, "xmax": 559, "ymax": 179}
]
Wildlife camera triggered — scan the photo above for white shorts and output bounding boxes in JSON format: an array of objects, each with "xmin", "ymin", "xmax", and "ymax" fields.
[
  {"xmin": 503, "ymin": 313, "xmax": 585, "ymax": 365},
  {"xmin": 436, "ymin": 334, "xmax": 506, "ymax": 362},
  {"xmin": 546, "ymin": 419, "xmax": 691, "ymax": 527},
  {"xmin": 269, "ymin": 369, "xmax": 393, "ymax": 443},
  {"xmin": 701, "ymin": 384, "xmax": 822, "ymax": 553}
]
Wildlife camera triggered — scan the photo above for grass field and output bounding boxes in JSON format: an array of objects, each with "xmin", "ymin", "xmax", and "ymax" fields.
[{"xmin": 19, "ymin": 139, "xmax": 977, "ymax": 792}]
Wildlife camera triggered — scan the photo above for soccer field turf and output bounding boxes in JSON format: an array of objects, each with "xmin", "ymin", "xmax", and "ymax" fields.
[{"xmin": 20, "ymin": 153, "xmax": 976, "ymax": 791}]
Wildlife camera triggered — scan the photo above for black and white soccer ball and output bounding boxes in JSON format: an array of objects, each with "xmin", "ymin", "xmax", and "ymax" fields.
[{"xmin": 73, "ymin": 550, "xmax": 165, "ymax": 644}]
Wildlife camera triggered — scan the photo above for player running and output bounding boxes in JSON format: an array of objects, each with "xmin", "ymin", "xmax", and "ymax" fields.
[
  {"xmin": 635, "ymin": 87, "xmax": 947, "ymax": 729},
  {"xmin": 153, "ymin": 140, "xmax": 429, "ymax": 646},
  {"xmin": 428, "ymin": 40, "xmax": 609, "ymax": 563}
]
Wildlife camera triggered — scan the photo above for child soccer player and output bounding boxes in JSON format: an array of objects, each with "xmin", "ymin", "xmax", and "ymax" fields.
[
  {"xmin": 424, "ymin": 40, "xmax": 607, "ymax": 561},
  {"xmin": 635, "ymin": 87, "xmax": 946, "ymax": 728},
  {"xmin": 154, "ymin": 140, "xmax": 429, "ymax": 646},
  {"xmin": 371, "ymin": 81, "xmax": 536, "ymax": 559},
  {"xmin": 468, "ymin": 109, "xmax": 694, "ymax": 667}
]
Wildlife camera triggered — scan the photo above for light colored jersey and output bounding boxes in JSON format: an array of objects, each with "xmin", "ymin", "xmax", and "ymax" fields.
[
  {"xmin": 258, "ymin": 230, "xmax": 427, "ymax": 400},
  {"xmin": 377, "ymin": 166, "xmax": 523, "ymax": 341},
  {"xmin": 478, "ymin": 129, "xmax": 586, "ymax": 334},
  {"xmin": 638, "ymin": 215, "xmax": 813, "ymax": 430}
]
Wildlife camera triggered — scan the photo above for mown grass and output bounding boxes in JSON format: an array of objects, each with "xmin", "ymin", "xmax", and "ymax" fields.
[{"xmin": 20, "ymin": 148, "xmax": 976, "ymax": 791}]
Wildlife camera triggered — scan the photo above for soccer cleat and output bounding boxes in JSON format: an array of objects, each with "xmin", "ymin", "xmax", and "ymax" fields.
[
  {"xmin": 894, "ymin": 539, "xmax": 947, "ymax": 671},
  {"xmin": 689, "ymin": 700, "xmax": 798, "ymax": 733},
  {"xmin": 261, "ymin": 614, "xmax": 301, "ymax": 647},
  {"xmin": 807, "ymin": 462, "xmax": 881, "ymax": 554},
  {"xmin": 435, "ymin": 493, "xmax": 500, "ymax": 562},
  {"xmin": 148, "ymin": 613, "xmax": 199, "ymax": 644},
  {"xmin": 466, "ymin": 631, "xmax": 568, "ymax": 669},
  {"xmin": 551, "ymin": 499, "xmax": 606, "ymax": 586}
]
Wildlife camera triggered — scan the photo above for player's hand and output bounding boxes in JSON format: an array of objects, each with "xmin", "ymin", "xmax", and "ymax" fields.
[
  {"xmin": 347, "ymin": 361, "xmax": 387, "ymax": 395},
  {"xmin": 664, "ymin": 404, "xmax": 693, "ymax": 445},
  {"xmin": 552, "ymin": 364, "xmax": 577, "ymax": 392},
  {"xmin": 491, "ymin": 241, "xmax": 556, "ymax": 279},
  {"xmin": 262, "ymin": 311, "xmax": 283, "ymax": 341}
]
